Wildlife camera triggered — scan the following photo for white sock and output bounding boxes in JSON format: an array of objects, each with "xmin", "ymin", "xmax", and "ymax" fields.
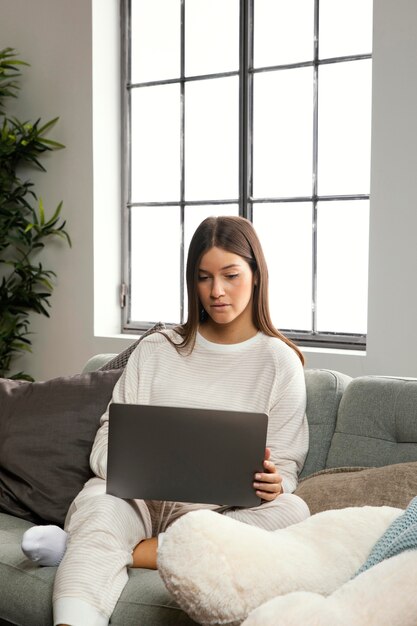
[{"xmin": 21, "ymin": 525, "xmax": 68, "ymax": 567}]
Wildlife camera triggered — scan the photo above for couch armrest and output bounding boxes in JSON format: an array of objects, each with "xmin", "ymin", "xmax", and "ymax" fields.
[
  {"xmin": 82, "ymin": 354, "xmax": 118, "ymax": 373},
  {"xmin": 300, "ymin": 369, "xmax": 352, "ymax": 479}
]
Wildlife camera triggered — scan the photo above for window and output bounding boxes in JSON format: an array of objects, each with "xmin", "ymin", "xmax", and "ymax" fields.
[{"xmin": 122, "ymin": 0, "xmax": 373, "ymax": 349}]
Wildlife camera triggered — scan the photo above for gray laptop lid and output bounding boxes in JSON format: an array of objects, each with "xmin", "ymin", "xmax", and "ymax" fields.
[{"xmin": 106, "ymin": 403, "xmax": 268, "ymax": 507}]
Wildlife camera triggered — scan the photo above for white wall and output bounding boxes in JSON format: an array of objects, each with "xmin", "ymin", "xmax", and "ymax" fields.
[
  {"xmin": 1, "ymin": 0, "xmax": 417, "ymax": 380},
  {"xmin": 0, "ymin": 0, "xmax": 129, "ymax": 380},
  {"xmin": 306, "ymin": 0, "xmax": 417, "ymax": 377}
]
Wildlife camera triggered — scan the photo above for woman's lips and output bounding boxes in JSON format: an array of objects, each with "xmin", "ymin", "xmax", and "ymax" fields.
[{"xmin": 211, "ymin": 304, "xmax": 230, "ymax": 308}]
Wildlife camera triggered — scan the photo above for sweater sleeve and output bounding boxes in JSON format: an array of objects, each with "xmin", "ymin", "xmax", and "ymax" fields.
[
  {"xmin": 89, "ymin": 346, "xmax": 141, "ymax": 479},
  {"xmin": 266, "ymin": 348, "xmax": 308, "ymax": 494}
]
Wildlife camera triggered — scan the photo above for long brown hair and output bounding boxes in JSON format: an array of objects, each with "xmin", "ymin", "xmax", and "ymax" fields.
[{"xmin": 167, "ymin": 216, "xmax": 304, "ymax": 364}]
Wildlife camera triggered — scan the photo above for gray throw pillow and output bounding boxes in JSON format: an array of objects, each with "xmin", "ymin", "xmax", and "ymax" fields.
[{"xmin": 0, "ymin": 369, "xmax": 121, "ymax": 526}]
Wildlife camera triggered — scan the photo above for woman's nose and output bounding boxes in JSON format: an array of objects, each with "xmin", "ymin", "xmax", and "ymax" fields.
[{"xmin": 211, "ymin": 278, "xmax": 225, "ymax": 298}]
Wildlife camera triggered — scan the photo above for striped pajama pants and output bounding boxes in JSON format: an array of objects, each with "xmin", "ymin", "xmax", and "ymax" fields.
[{"xmin": 53, "ymin": 477, "xmax": 310, "ymax": 626}]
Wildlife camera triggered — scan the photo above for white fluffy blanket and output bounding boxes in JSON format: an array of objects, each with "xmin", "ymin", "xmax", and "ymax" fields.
[
  {"xmin": 157, "ymin": 505, "xmax": 413, "ymax": 626},
  {"xmin": 243, "ymin": 549, "xmax": 417, "ymax": 625}
]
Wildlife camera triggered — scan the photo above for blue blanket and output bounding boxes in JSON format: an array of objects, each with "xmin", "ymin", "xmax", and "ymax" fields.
[{"xmin": 354, "ymin": 496, "xmax": 417, "ymax": 577}]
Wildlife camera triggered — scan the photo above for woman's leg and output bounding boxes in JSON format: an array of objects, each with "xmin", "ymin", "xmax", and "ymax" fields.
[
  {"xmin": 222, "ymin": 493, "xmax": 310, "ymax": 530},
  {"xmin": 53, "ymin": 477, "xmax": 152, "ymax": 626},
  {"xmin": 131, "ymin": 494, "xmax": 309, "ymax": 569},
  {"xmin": 22, "ymin": 526, "xmax": 159, "ymax": 570},
  {"xmin": 132, "ymin": 536, "xmax": 158, "ymax": 568},
  {"xmin": 132, "ymin": 501, "xmax": 217, "ymax": 569}
]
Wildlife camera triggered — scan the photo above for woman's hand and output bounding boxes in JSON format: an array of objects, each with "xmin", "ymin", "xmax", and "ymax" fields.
[{"xmin": 253, "ymin": 448, "xmax": 283, "ymax": 502}]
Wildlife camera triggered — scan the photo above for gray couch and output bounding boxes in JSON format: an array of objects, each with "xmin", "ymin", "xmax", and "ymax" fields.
[{"xmin": 1, "ymin": 359, "xmax": 417, "ymax": 626}]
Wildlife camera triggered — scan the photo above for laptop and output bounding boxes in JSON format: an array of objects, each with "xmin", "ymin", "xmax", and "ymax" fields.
[{"xmin": 106, "ymin": 403, "xmax": 269, "ymax": 507}]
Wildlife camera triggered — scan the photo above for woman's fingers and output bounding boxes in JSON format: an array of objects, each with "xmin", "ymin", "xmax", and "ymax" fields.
[
  {"xmin": 263, "ymin": 458, "xmax": 275, "ymax": 472},
  {"xmin": 253, "ymin": 479, "xmax": 281, "ymax": 493},
  {"xmin": 254, "ymin": 485, "xmax": 282, "ymax": 501},
  {"xmin": 253, "ymin": 452, "xmax": 283, "ymax": 500},
  {"xmin": 253, "ymin": 468, "xmax": 283, "ymax": 499}
]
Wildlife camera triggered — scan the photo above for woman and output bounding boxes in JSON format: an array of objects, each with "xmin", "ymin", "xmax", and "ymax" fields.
[{"xmin": 22, "ymin": 216, "xmax": 309, "ymax": 626}]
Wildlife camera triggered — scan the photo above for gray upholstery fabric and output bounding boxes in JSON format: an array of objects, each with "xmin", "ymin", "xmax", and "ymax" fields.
[
  {"xmin": 300, "ymin": 369, "xmax": 352, "ymax": 479},
  {"xmin": 0, "ymin": 512, "xmax": 197, "ymax": 626},
  {"xmin": 326, "ymin": 376, "xmax": 417, "ymax": 469},
  {"xmin": 3, "ymin": 363, "xmax": 417, "ymax": 626},
  {"xmin": 82, "ymin": 353, "xmax": 118, "ymax": 373},
  {"xmin": 112, "ymin": 570, "xmax": 197, "ymax": 625},
  {"xmin": 0, "ymin": 513, "xmax": 53, "ymax": 626}
]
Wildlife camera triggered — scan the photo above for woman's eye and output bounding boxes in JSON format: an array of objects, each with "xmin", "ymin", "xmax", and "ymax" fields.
[
  {"xmin": 198, "ymin": 276, "xmax": 209, "ymax": 282},
  {"xmin": 226, "ymin": 274, "xmax": 239, "ymax": 279}
]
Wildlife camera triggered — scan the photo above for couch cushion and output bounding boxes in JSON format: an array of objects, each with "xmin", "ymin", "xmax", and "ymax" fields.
[
  {"xmin": 294, "ymin": 461, "xmax": 417, "ymax": 514},
  {"xmin": 0, "ymin": 513, "xmax": 197, "ymax": 626},
  {"xmin": 99, "ymin": 322, "xmax": 166, "ymax": 371},
  {"xmin": 326, "ymin": 376, "xmax": 417, "ymax": 469},
  {"xmin": 0, "ymin": 514, "xmax": 54, "ymax": 626},
  {"xmin": 0, "ymin": 370, "xmax": 121, "ymax": 526},
  {"xmin": 300, "ymin": 369, "xmax": 352, "ymax": 479}
]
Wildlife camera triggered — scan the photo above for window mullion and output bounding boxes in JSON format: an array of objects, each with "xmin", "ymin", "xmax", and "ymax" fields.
[
  {"xmin": 180, "ymin": 0, "xmax": 185, "ymax": 324},
  {"xmin": 121, "ymin": 0, "xmax": 132, "ymax": 328},
  {"xmin": 248, "ymin": 0, "xmax": 254, "ymax": 222},
  {"xmin": 312, "ymin": 0, "xmax": 320, "ymax": 335},
  {"xmin": 239, "ymin": 0, "xmax": 253, "ymax": 221}
]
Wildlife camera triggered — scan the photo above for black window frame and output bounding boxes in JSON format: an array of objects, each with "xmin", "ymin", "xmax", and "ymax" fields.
[{"xmin": 121, "ymin": 0, "xmax": 371, "ymax": 350}]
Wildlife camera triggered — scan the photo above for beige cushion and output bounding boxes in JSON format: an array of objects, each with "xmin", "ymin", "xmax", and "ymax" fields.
[{"xmin": 294, "ymin": 461, "xmax": 417, "ymax": 514}]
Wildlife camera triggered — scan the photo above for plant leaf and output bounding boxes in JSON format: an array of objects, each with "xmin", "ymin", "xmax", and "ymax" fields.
[
  {"xmin": 0, "ymin": 49, "xmax": 70, "ymax": 379},
  {"xmin": 37, "ymin": 117, "xmax": 59, "ymax": 136},
  {"xmin": 40, "ymin": 138, "xmax": 65, "ymax": 149}
]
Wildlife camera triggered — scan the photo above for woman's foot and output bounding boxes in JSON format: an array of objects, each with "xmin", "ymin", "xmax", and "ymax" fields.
[
  {"xmin": 22, "ymin": 525, "xmax": 164, "ymax": 570},
  {"xmin": 131, "ymin": 535, "xmax": 163, "ymax": 569},
  {"xmin": 21, "ymin": 525, "xmax": 68, "ymax": 567}
]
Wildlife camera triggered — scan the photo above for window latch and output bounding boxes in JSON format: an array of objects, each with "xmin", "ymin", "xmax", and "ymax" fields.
[{"xmin": 120, "ymin": 283, "xmax": 128, "ymax": 309}]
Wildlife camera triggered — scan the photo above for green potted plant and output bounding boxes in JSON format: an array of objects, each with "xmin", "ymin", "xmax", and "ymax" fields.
[{"xmin": 0, "ymin": 47, "xmax": 71, "ymax": 380}]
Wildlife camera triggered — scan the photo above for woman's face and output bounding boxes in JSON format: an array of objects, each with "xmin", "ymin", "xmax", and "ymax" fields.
[{"xmin": 197, "ymin": 246, "xmax": 256, "ymax": 334}]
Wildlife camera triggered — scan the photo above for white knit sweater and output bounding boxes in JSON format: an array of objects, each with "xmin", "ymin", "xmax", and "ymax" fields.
[{"xmin": 90, "ymin": 330, "xmax": 308, "ymax": 494}]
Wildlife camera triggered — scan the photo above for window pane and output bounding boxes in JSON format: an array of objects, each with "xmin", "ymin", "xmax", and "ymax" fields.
[
  {"xmin": 253, "ymin": 68, "xmax": 314, "ymax": 198},
  {"xmin": 131, "ymin": 84, "xmax": 181, "ymax": 202},
  {"xmin": 130, "ymin": 207, "xmax": 181, "ymax": 323},
  {"xmin": 317, "ymin": 60, "xmax": 372, "ymax": 196},
  {"xmin": 316, "ymin": 200, "xmax": 369, "ymax": 334},
  {"xmin": 319, "ymin": 0, "xmax": 373, "ymax": 59},
  {"xmin": 185, "ymin": 77, "xmax": 239, "ymax": 201},
  {"xmin": 253, "ymin": 203, "xmax": 312, "ymax": 331},
  {"xmin": 185, "ymin": 0, "xmax": 239, "ymax": 76},
  {"xmin": 254, "ymin": 0, "xmax": 314, "ymax": 67},
  {"xmin": 131, "ymin": 0, "xmax": 181, "ymax": 83}
]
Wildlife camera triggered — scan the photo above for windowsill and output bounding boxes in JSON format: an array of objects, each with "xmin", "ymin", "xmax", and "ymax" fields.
[
  {"xmin": 95, "ymin": 333, "xmax": 141, "ymax": 342},
  {"xmin": 94, "ymin": 332, "xmax": 367, "ymax": 357},
  {"xmin": 303, "ymin": 346, "xmax": 367, "ymax": 357}
]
